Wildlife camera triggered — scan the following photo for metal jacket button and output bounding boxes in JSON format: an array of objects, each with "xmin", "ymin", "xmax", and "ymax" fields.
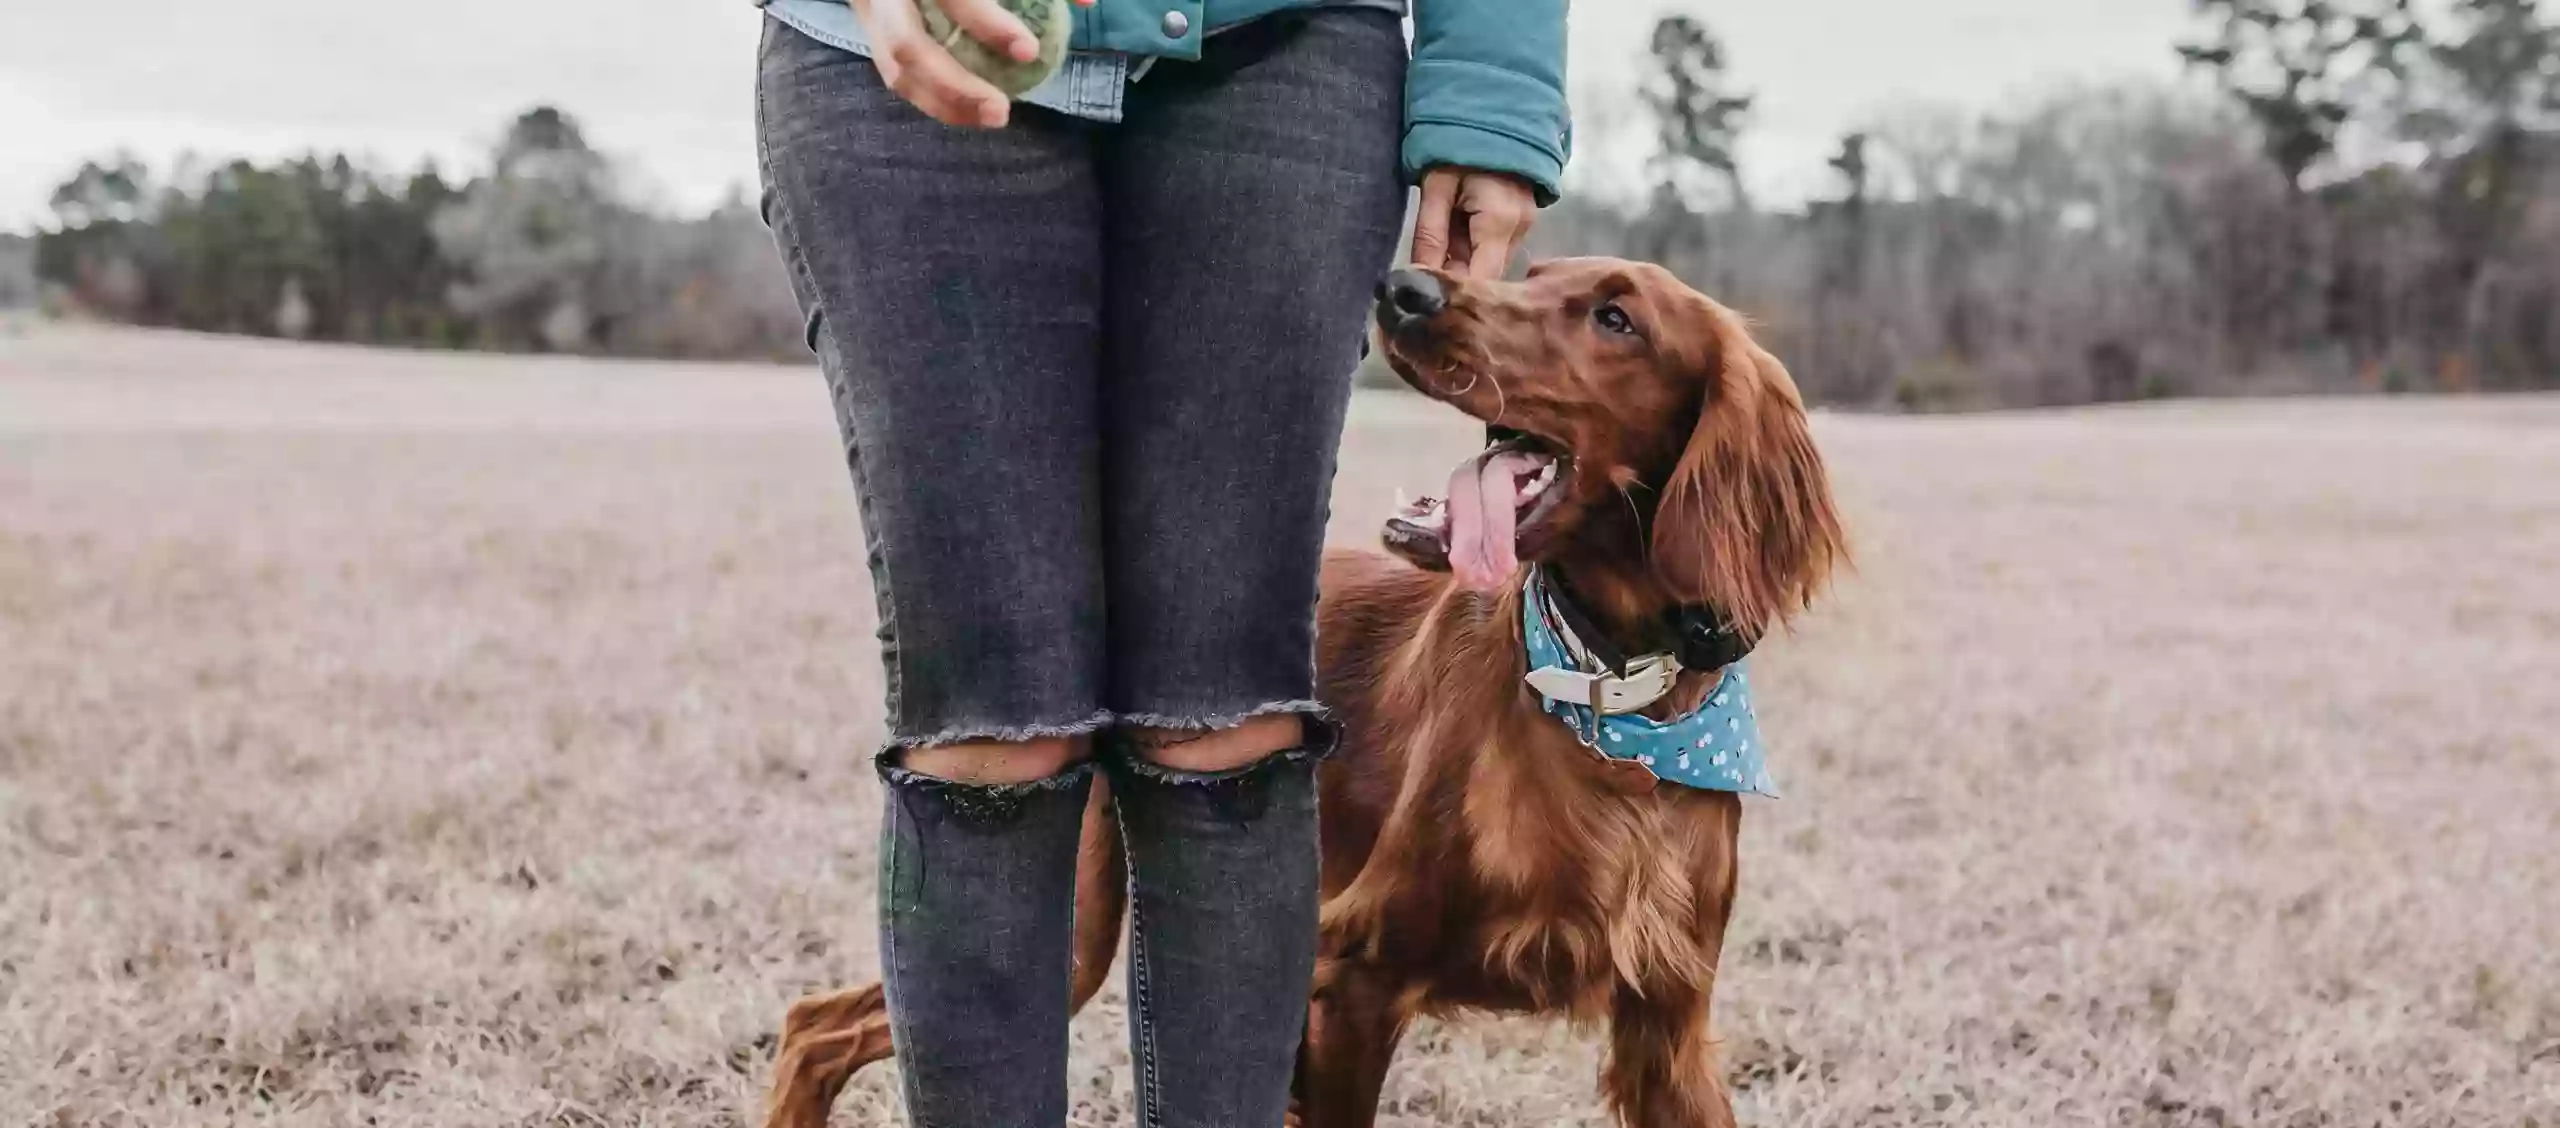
[{"xmin": 1161, "ymin": 9, "xmax": 1190, "ymax": 37}]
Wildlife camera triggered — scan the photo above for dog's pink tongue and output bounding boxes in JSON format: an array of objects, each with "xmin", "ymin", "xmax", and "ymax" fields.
[{"xmin": 1445, "ymin": 450, "xmax": 1535, "ymax": 592}]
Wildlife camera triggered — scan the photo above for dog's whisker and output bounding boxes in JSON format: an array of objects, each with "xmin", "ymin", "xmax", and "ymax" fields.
[
  {"xmin": 1463, "ymin": 337, "xmax": 1508, "ymax": 424},
  {"xmin": 1616, "ymin": 480, "xmax": 1647, "ymax": 532}
]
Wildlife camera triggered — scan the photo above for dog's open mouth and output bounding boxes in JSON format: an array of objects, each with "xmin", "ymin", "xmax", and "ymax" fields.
[{"xmin": 1384, "ymin": 427, "xmax": 1573, "ymax": 591}]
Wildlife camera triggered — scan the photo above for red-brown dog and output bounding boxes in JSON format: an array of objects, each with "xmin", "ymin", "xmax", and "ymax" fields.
[{"xmin": 766, "ymin": 257, "xmax": 1844, "ymax": 1128}]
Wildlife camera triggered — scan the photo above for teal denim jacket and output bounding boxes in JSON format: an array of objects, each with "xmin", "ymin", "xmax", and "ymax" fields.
[{"xmin": 754, "ymin": 0, "xmax": 1571, "ymax": 203}]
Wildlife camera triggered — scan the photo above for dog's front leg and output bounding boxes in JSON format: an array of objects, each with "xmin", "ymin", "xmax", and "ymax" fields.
[
  {"xmin": 1291, "ymin": 956, "xmax": 1411, "ymax": 1128},
  {"xmin": 1601, "ymin": 985, "xmax": 1734, "ymax": 1128}
]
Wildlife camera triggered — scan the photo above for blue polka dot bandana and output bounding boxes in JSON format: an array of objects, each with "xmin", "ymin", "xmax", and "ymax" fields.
[{"xmin": 1521, "ymin": 572, "xmax": 1779, "ymax": 797}]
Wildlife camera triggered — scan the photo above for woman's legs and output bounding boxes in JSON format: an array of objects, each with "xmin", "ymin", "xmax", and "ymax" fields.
[
  {"xmin": 757, "ymin": 19, "xmax": 1108, "ymax": 1127},
  {"xmin": 1097, "ymin": 12, "xmax": 1410, "ymax": 1126}
]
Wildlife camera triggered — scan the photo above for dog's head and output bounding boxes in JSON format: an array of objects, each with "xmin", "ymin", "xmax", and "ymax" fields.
[{"xmin": 1375, "ymin": 257, "xmax": 1843, "ymax": 641}]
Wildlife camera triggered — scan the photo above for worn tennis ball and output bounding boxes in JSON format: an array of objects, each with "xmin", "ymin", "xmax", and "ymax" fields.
[{"xmin": 918, "ymin": 0, "xmax": 1073, "ymax": 99}]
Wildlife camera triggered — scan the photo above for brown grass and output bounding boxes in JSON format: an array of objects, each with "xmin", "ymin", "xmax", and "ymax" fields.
[{"xmin": 3, "ymin": 325, "xmax": 2556, "ymax": 1127}]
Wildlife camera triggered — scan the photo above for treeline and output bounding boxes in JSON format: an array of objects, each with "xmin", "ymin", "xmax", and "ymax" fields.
[
  {"xmin": 1522, "ymin": 0, "xmax": 2559, "ymax": 407},
  {"xmin": 30, "ymin": 108, "xmax": 803, "ymax": 360},
  {"xmin": 0, "ymin": 233, "xmax": 34, "ymax": 313},
  {"xmin": 20, "ymin": 1, "xmax": 2560, "ymax": 406}
]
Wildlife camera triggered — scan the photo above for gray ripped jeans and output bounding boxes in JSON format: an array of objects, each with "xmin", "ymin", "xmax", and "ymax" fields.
[{"xmin": 755, "ymin": 10, "xmax": 1405, "ymax": 1126}]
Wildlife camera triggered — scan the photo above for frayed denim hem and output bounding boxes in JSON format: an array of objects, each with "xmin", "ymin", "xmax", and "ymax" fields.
[
  {"xmin": 881, "ymin": 709, "xmax": 1117, "ymax": 752},
  {"xmin": 1113, "ymin": 697, "xmax": 1335, "ymax": 738},
  {"xmin": 875, "ymin": 751, "xmax": 1097, "ymax": 829},
  {"xmin": 883, "ymin": 701, "xmax": 1337, "ymax": 756}
]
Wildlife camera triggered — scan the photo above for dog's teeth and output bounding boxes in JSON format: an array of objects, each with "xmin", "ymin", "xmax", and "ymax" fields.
[{"xmin": 1520, "ymin": 466, "xmax": 1558, "ymax": 498}]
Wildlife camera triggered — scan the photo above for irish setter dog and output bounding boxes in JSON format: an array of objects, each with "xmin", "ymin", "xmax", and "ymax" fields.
[{"xmin": 765, "ymin": 257, "xmax": 1844, "ymax": 1128}]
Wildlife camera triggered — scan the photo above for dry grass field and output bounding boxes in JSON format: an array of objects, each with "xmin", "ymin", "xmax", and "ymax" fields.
[{"xmin": 3, "ymin": 325, "xmax": 2556, "ymax": 1127}]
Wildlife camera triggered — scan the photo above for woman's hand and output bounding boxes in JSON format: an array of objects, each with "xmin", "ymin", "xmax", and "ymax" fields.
[
  {"xmin": 850, "ymin": 0, "xmax": 1090, "ymax": 128},
  {"xmin": 1410, "ymin": 167, "xmax": 1538, "ymax": 280}
]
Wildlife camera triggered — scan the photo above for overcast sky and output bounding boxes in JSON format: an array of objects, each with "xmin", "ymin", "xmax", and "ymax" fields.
[{"xmin": 0, "ymin": 0, "xmax": 2196, "ymax": 229}]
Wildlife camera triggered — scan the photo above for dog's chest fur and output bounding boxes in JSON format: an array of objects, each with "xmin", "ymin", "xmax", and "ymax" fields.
[
  {"xmin": 1315, "ymin": 570, "xmax": 1739, "ymax": 1022},
  {"xmin": 1433, "ymin": 724, "xmax": 1736, "ymax": 1018}
]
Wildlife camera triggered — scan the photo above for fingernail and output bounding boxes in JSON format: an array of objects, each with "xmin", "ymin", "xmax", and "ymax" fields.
[{"xmin": 1010, "ymin": 37, "xmax": 1038, "ymax": 62}]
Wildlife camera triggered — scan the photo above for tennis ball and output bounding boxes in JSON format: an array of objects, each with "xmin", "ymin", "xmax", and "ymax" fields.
[{"xmin": 918, "ymin": 0, "xmax": 1073, "ymax": 99}]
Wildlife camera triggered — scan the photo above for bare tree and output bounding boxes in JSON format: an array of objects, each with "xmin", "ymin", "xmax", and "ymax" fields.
[
  {"xmin": 0, "ymin": 234, "xmax": 36, "ymax": 312},
  {"xmin": 1641, "ymin": 16, "xmax": 1754, "ymax": 214},
  {"xmin": 2178, "ymin": 0, "xmax": 2425, "ymax": 191},
  {"xmin": 432, "ymin": 108, "xmax": 622, "ymax": 352},
  {"xmin": 2400, "ymin": 0, "xmax": 2560, "ymax": 378}
]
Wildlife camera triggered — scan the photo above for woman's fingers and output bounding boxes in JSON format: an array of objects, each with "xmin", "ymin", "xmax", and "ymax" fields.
[
  {"xmin": 1409, "ymin": 169, "xmax": 1460, "ymax": 271},
  {"xmin": 856, "ymin": 0, "xmax": 1013, "ymax": 128},
  {"xmin": 934, "ymin": 0, "xmax": 1040, "ymax": 62},
  {"xmin": 1410, "ymin": 169, "xmax": 1539, "ymax": 279},
  {"xmin": 1464, "ymin": 203, "xmax": 1523, "ymax": 280},
  {"xmin": 1457, "ymin": 173, "xmax": 1535, "ymax": 279},
  {"xmin": 885, "ymin": 37, "xmax": 1014, "ymax": 126}
]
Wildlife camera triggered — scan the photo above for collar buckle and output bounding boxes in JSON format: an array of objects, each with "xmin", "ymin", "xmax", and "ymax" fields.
[{"xmin": 1524, "ymin": 654, "xmax": 1681, "ymax": 716}]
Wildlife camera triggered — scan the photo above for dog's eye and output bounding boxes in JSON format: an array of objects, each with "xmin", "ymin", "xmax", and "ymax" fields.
[{"xmin": 1593, "ymin": 303, "xmax": 1635, "ymax": 336}]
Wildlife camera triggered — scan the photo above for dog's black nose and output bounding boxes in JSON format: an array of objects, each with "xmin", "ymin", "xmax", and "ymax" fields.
[{"xmin": 1376, "ymin": 268, "xmax": 1447, "ymax": 334}]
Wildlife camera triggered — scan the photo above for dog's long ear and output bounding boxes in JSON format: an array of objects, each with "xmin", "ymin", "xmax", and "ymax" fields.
[{"xmin": 1650, "ymin": 305, "xmax": 1845, "ymax": 641}]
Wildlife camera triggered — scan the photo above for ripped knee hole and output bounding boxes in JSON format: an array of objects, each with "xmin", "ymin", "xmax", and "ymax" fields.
[{"xmin": 1123, "ymin": 714, "xmax": 1303, "ymax": 772}]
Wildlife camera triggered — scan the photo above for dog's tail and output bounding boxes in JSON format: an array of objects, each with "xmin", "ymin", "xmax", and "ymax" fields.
[{"xmin": 762, "ymin": 775, "xmax": 1127, "ymax": 1128}]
